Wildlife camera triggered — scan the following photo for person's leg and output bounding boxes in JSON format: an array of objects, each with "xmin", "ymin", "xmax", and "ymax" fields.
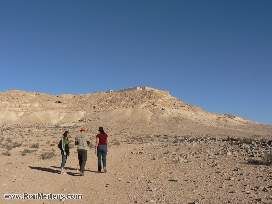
[
  {"xmin": 60, "ymin": 152, "xmax": 67, "ymax": 174},
  {"xmin": 78, "ymin": 150, "xmax": 82, "ymax": 171},
  {"xmin": 80, "ymin": 150, "xmax": 87, "ymax": 175},
  {"xmin": 102, "ymin": 145, "xmax": 107, "ymax": 172},
  {"xmin": 60, "ymin": 152, "xmax": 65, "ymax": 169},
  {"xmin": 97, "ymin": 146, "xmax": 102, "ymax": 172},
  {"xmin": 65, "ymin": 155, "xmax": 67, "ymax": 167}
]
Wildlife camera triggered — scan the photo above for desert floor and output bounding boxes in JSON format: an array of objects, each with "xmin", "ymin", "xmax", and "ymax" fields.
[{"xmin": 0, "ymin": 134, "xmax": 271, "ymax": 204}]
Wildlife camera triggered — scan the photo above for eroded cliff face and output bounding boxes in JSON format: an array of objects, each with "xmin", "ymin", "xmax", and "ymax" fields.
[{"xmin": 0, "ymin": 88, "xmax": 271, "ymax": 138}]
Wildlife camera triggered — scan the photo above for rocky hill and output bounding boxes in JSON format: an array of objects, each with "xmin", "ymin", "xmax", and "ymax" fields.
[{"xmin": 0, "ymin": 87, "xmax": 271, "ymax": 139}]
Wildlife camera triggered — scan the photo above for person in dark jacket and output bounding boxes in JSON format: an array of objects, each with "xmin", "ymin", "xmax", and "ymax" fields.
[
  {"xmin": 58, "ymin": 130, "xmax": 70, "ymax": 174},
  {"xmin": 95, "ymin": 127, "xmax": 108, "ymax": 173}
]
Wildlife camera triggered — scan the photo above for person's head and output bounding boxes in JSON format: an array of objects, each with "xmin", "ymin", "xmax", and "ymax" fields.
[
  {"xmin": 63, "ymin": 130, "xmax": 69, "ymax": 138},
  {"xmin": 80, "ymin": 128, "xmax": 86, "ymax": 133},
  {"xmin": 98, "ymin": 126, "xmax": 105, "ymax": 134}
]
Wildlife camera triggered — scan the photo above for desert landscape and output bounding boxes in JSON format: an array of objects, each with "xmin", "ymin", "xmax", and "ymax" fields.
[{"xmin": 0, "ymin": 87, "xmax": 271, "ymax": 204}]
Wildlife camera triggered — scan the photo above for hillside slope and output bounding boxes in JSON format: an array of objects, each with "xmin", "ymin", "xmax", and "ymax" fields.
[{"xmin": 0, "ymin": 88, "xmax": 271, "ymax": 138}]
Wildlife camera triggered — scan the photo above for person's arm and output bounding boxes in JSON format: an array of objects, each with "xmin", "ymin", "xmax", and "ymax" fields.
[
  {"xmin": 85, "ymin": 135, "xmax": 90, "ymax": 146},
  {"xmin": 66, "ymin": 139, "xmax": 70, "ymax": 156},
  {"xmin": 61, "ymin": 138, "xmax": 66, "ymax": 155},
  {"xmin": 75, "ymin": 137, "xmax": 78, "ymax": 145},
  {"xmin": 95, "ymin": 136, "xmax": 99, "ymax": 154},
  {"xmin": 107, "ymin": 135, "xmax": 109, "ymax": 153}
]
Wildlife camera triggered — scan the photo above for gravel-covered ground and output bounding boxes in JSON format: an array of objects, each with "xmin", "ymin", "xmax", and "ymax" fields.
[{"xmin": 0, "ymin": 127, "xmax": 271, "ymax": 204}]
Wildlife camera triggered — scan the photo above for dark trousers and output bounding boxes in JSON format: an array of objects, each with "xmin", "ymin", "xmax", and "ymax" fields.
[
  {"xmin": 61, "ymin": 151, "xmax": 67, "ymax": 169},
  {"xmin": 97, "ymin": 145, "xmax": 107, "ymax": 171},
  {"xmin": 77, "ymin": 149, "xmax": 87, "ymax": 173}
]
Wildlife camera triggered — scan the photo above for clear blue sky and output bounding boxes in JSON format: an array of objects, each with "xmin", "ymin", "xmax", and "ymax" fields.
[{"xmin": 0, "ymin": 0, "xmax": 271, "ymax": 124}]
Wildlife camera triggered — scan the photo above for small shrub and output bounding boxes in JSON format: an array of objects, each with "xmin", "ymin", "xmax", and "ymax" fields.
[
  {"xmin": 0, "ymin": 136, "xmax": 4, "ymax": 142},
  {"xmin": 21, "ymin": 149, "xmax": 37, "ymax": 156},
  {"xmin": 2, "ymin": 141, "xmax": 22, "ymax": 151},
  {"xmin": 5, "ymin": 144, "xmax": 13, "ymax": 151},
  {"xmin": 111, "ymin": 139, "xmax": 121, "ymax": 146},
  {"xmin": 223, "ymin": 114, "xmax": 236, "ymax": 119},
  {"xmin": 12, "ymin": 142, "xmax": 22, "ymax": 148},
  {"xmin": 240, "ymin": 138, "xmax": 254, "ymax": 145},
  {"xmin": 6, "ymin": 138, "xmax": 12, "ymax": 143},
  {"xmin": 2, "ymin": 151, "xmax": 11, "ymax": 156},
  {"xmin": 30, "ymin": 143, "xmax": 39, "ymax": 148},
  {"xmin": 40, "ymin": 151, "xmax": 55, "ymax": 160},
  {"xmin": 264, "ymin": 152, "xmax": 272, "ymax": 164}
]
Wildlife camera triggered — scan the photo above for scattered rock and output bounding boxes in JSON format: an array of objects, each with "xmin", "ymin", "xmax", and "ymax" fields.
[
  {"xmin": 168, "ymin": 179, "xmax": 178, "ymax": 182},
  {"xmin": 261, "ymin": 187, "xmax": 268, "ymax": 192},
  {"xmin": 228, "ymin": 190, "xmax": 235, "ymax": 194},
  {"xmin": 188, "ymin": 200, "xmax": 199, "ymax": 204}
]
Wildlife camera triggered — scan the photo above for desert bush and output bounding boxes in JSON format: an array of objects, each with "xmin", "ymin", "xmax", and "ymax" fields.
[
  {"xmin": 0, "ymin": 136, "xmax": 4, "ymax": 142},
  {"xmin": 2, "ymin": 151, "xmax": 11, "ymax": 156},
  {"xmin": 30, "ymin": 143, "xmax": 39, "ymax": 148},
  {"xmin": 6, "ymin": 138, "xmax": 12, "ymax": 143},
  {"xmin": 12, "ymin": 142, "xmax": 22, "ymax": 148},
  {"xmin": 223, "ymin": 114, "xmax": 236, "ymax": 119},
  {"xmin": 40, "ymin": 151, "xmax": 55, "ymax": 160},
  {"xmin": 247, "ymin": 158, "xmax": 270, "ymax": 166},
  {"xmin": 111, "ymin": 139, "xmax": 121, "ymax": 146},
  {"xmin": 240, "ymin": 138, "xmax": 254, "ymax": 145},
  {"xmin": 3, "ymin": 141, "xmax": 22, "ymax": 151},
  {"xmin": 264, "ymin": 151, "xmax": 272, "ymax": 164},
  {"xmin": 21, "ymin": 149, "xmax": 37, "ymax": 156},
  {"xmin": 4, "ymin": 144, "xmax": 13, "ymax": 151}
]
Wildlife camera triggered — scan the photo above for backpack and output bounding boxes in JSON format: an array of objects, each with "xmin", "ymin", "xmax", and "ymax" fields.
[{"xmin": 58, "ymin": 139, "xmax": 62, "ymax": 149}]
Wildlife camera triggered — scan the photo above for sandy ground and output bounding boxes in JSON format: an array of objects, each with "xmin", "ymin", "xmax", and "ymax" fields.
[
  {"xmin": 1, "ymin": 145, "xmax": 133, "ymax": 204},
  {"xmin": 1, "ymin": 139, "xmax": 271, "ymax": 204}
]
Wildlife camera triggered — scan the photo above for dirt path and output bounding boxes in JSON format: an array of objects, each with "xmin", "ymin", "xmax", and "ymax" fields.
[
  {"xmin": 1, "ymin": 141, "xmax": 271, "ymax": 204},
  {"xmin": 0, "ymin": 145, "xmax": 135, "ymax": 204}
]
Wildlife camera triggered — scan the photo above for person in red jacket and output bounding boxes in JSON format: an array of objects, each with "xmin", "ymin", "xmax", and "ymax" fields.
[{"xmin": 95, "ymin": 127, "xmax": 108, "ymax": 173}]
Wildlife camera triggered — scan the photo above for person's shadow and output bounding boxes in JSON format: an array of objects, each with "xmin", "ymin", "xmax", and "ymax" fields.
[
  {"xmin": 50, "ymin": 165, "xmax": 100, "ymax": 173},
  {"xmin": 50, "ymin": 165, "xmax": 77, "ymax": 171},
  {"xmin": 66, "ymin": 172, "xmax": 82, "ymax": 176},
  {"xmin": 246, "ymin": 159, "xmax": 271, "ymax": 166},
  {"xmin": 29, "ymin": 166, "xmax": 60, "ymax": 174},
  {"xmin": 29, "ymin": 166, "xmax": 102, "ymax": 176}
]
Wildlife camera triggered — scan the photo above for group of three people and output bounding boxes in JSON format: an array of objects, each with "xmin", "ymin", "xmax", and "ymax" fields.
[{"xmin": 58, "ymin": 126, "xmax": 108, "ymax": 176}]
